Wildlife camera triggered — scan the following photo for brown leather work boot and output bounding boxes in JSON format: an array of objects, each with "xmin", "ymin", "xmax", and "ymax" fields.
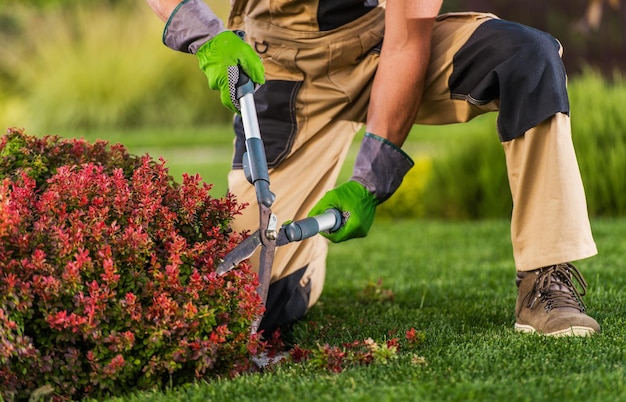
[{"xmin": 515, "ymin": 263, "xmax": 600, "ymax": 336}]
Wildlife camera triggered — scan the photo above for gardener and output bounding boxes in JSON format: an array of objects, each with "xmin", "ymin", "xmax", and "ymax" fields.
[{"xmin": 146, "ymin": 0, "xmax": 600, "ymax": 337}]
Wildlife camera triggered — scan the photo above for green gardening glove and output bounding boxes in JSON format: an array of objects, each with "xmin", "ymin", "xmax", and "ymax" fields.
[
  {"xmin": 309, "ymin": 180, "xmax": 379, "ymax": 243},
  {"xmin": 309, "ymin": 133, "xmax": 414, "ymax": 243},
  {"xmin": 196, "ymin": 31, "xmax": 265, "ymax": 114},
  {"xmin": 161, "ymin": 0, "xmax": 265, "ymax": 114}
]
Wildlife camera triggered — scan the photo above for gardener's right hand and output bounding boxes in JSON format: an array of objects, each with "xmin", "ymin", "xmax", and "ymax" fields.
[
  {"xmin": 161, "ymin": 0, "xmax": 265, "ymax": 114},
  {"xmin": 196, "ymin": 31, "xmax": 265, "ymax": 114}
]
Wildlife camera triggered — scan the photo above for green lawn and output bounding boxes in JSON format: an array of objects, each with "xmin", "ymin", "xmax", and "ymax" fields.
[
  {"xmin": 103, "ymin": 217, "xmax": 626, "ymax": 402},
  {"xmin": 57, "ymin": 118, "xmax": 626, "ymax": 401}
]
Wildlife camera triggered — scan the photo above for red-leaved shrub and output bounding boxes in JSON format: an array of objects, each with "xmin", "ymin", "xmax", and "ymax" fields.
[{"xmin": 0, "ymin": 128, "xmax": 264, "ymax": 400}]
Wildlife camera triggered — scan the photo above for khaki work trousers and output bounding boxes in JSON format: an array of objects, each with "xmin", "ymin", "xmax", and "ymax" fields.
[{"xmin": 227, "ymin": 9, "xmax": 598, "ymax": 310}]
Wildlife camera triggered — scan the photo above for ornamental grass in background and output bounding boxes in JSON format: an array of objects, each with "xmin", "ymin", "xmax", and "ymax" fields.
[{"xmin": 0, "ymin": 128, "xmax": 264, "ymax": 401}]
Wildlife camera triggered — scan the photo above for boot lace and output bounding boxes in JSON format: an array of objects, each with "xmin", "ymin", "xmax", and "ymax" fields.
[{"xmin": 523, "ymin": 263, "xmax": 588, "ymax": 312}]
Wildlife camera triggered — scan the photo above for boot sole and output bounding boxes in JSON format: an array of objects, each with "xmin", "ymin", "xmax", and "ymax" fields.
[{"xmin": 514, "ymin": 323, "xmax": 597, "ymax": 337}]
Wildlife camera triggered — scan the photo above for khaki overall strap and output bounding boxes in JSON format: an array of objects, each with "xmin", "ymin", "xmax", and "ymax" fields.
[{"xmin": 228, "ymin": 0, "xmax": 247, "ymax": 29}]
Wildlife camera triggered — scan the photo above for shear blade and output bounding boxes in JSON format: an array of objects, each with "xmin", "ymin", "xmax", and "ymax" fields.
[{"xmin": 216, "ymin": 231, "xmax": 262, "ymax": 275}]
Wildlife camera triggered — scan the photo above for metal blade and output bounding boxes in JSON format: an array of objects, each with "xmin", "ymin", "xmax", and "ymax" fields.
[
  {"xmin": 256, "ymin": 243, "xmax": 275, "ymax": 305},
  {"xmin": 275, "ymin": 230, "xmax": 290, "ymax": 247},
  {"xmin": 250, "ymin": 241, "xmax": 276, "ymax": 334},
  {"xmin": 216, "ymin": 231, "xmax": 262, "ymax": 275}
]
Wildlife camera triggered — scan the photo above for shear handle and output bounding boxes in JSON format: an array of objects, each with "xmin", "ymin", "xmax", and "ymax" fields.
[
  {"xmin": 282, "ymin": 209, "xmax": 343, "ymax": 242},
  {"xmin": 237, "ymin": 70, "xmax": 275, "ymax": 208}
]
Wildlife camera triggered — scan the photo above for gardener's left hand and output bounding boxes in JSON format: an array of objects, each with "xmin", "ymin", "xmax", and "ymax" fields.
[
  {"xmin": 309, "ymin": 133, "xmax": 415, "ymax": 243},
  {"xmin": 308, "ymin": 180, "xmax": 378, "ymax": 243}
]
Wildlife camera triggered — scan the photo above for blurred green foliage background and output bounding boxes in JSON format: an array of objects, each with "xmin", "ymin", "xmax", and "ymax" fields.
[
  {"xmin": 1, "ymin": 0, "xmax": 625, "ymax": 220},
  {"xmin": 443, "ymin": 0, "xmax": 626, "ymax": 77},
  {"xmin": 0, "ymin": 0, "xmax": 233, "ymax": 132},
  {"xmin": 1, "ymin": 0, "xmax": 624, "ymax": 132}
]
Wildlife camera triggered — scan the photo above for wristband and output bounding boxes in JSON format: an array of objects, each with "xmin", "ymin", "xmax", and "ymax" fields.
[
  {"xmin": 350, "ymin": 132, "xmax": 414, "ymax": 203},
  {"xmin": 163, "ymin": 0, "xmax": 226, "ymax": 54}
]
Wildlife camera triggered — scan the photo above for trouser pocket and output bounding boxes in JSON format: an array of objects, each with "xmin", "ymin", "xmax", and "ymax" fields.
[{"xmin": 436, "ymin": 11, "xmax": 499, "ymax": 22}]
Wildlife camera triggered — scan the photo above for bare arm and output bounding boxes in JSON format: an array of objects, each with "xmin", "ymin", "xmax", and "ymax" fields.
[
  {"xmin": 145, "ymin": 0, "xmax": 183, "ymax": 22},
  {"xmin": 366, "ymin": 0, "xmax": 443, "ymax": 147}
]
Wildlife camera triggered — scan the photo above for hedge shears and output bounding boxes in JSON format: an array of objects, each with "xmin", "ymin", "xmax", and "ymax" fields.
[{"xmin": 216, "ymin": 64, "xmax": 343, "ymax": 334}]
